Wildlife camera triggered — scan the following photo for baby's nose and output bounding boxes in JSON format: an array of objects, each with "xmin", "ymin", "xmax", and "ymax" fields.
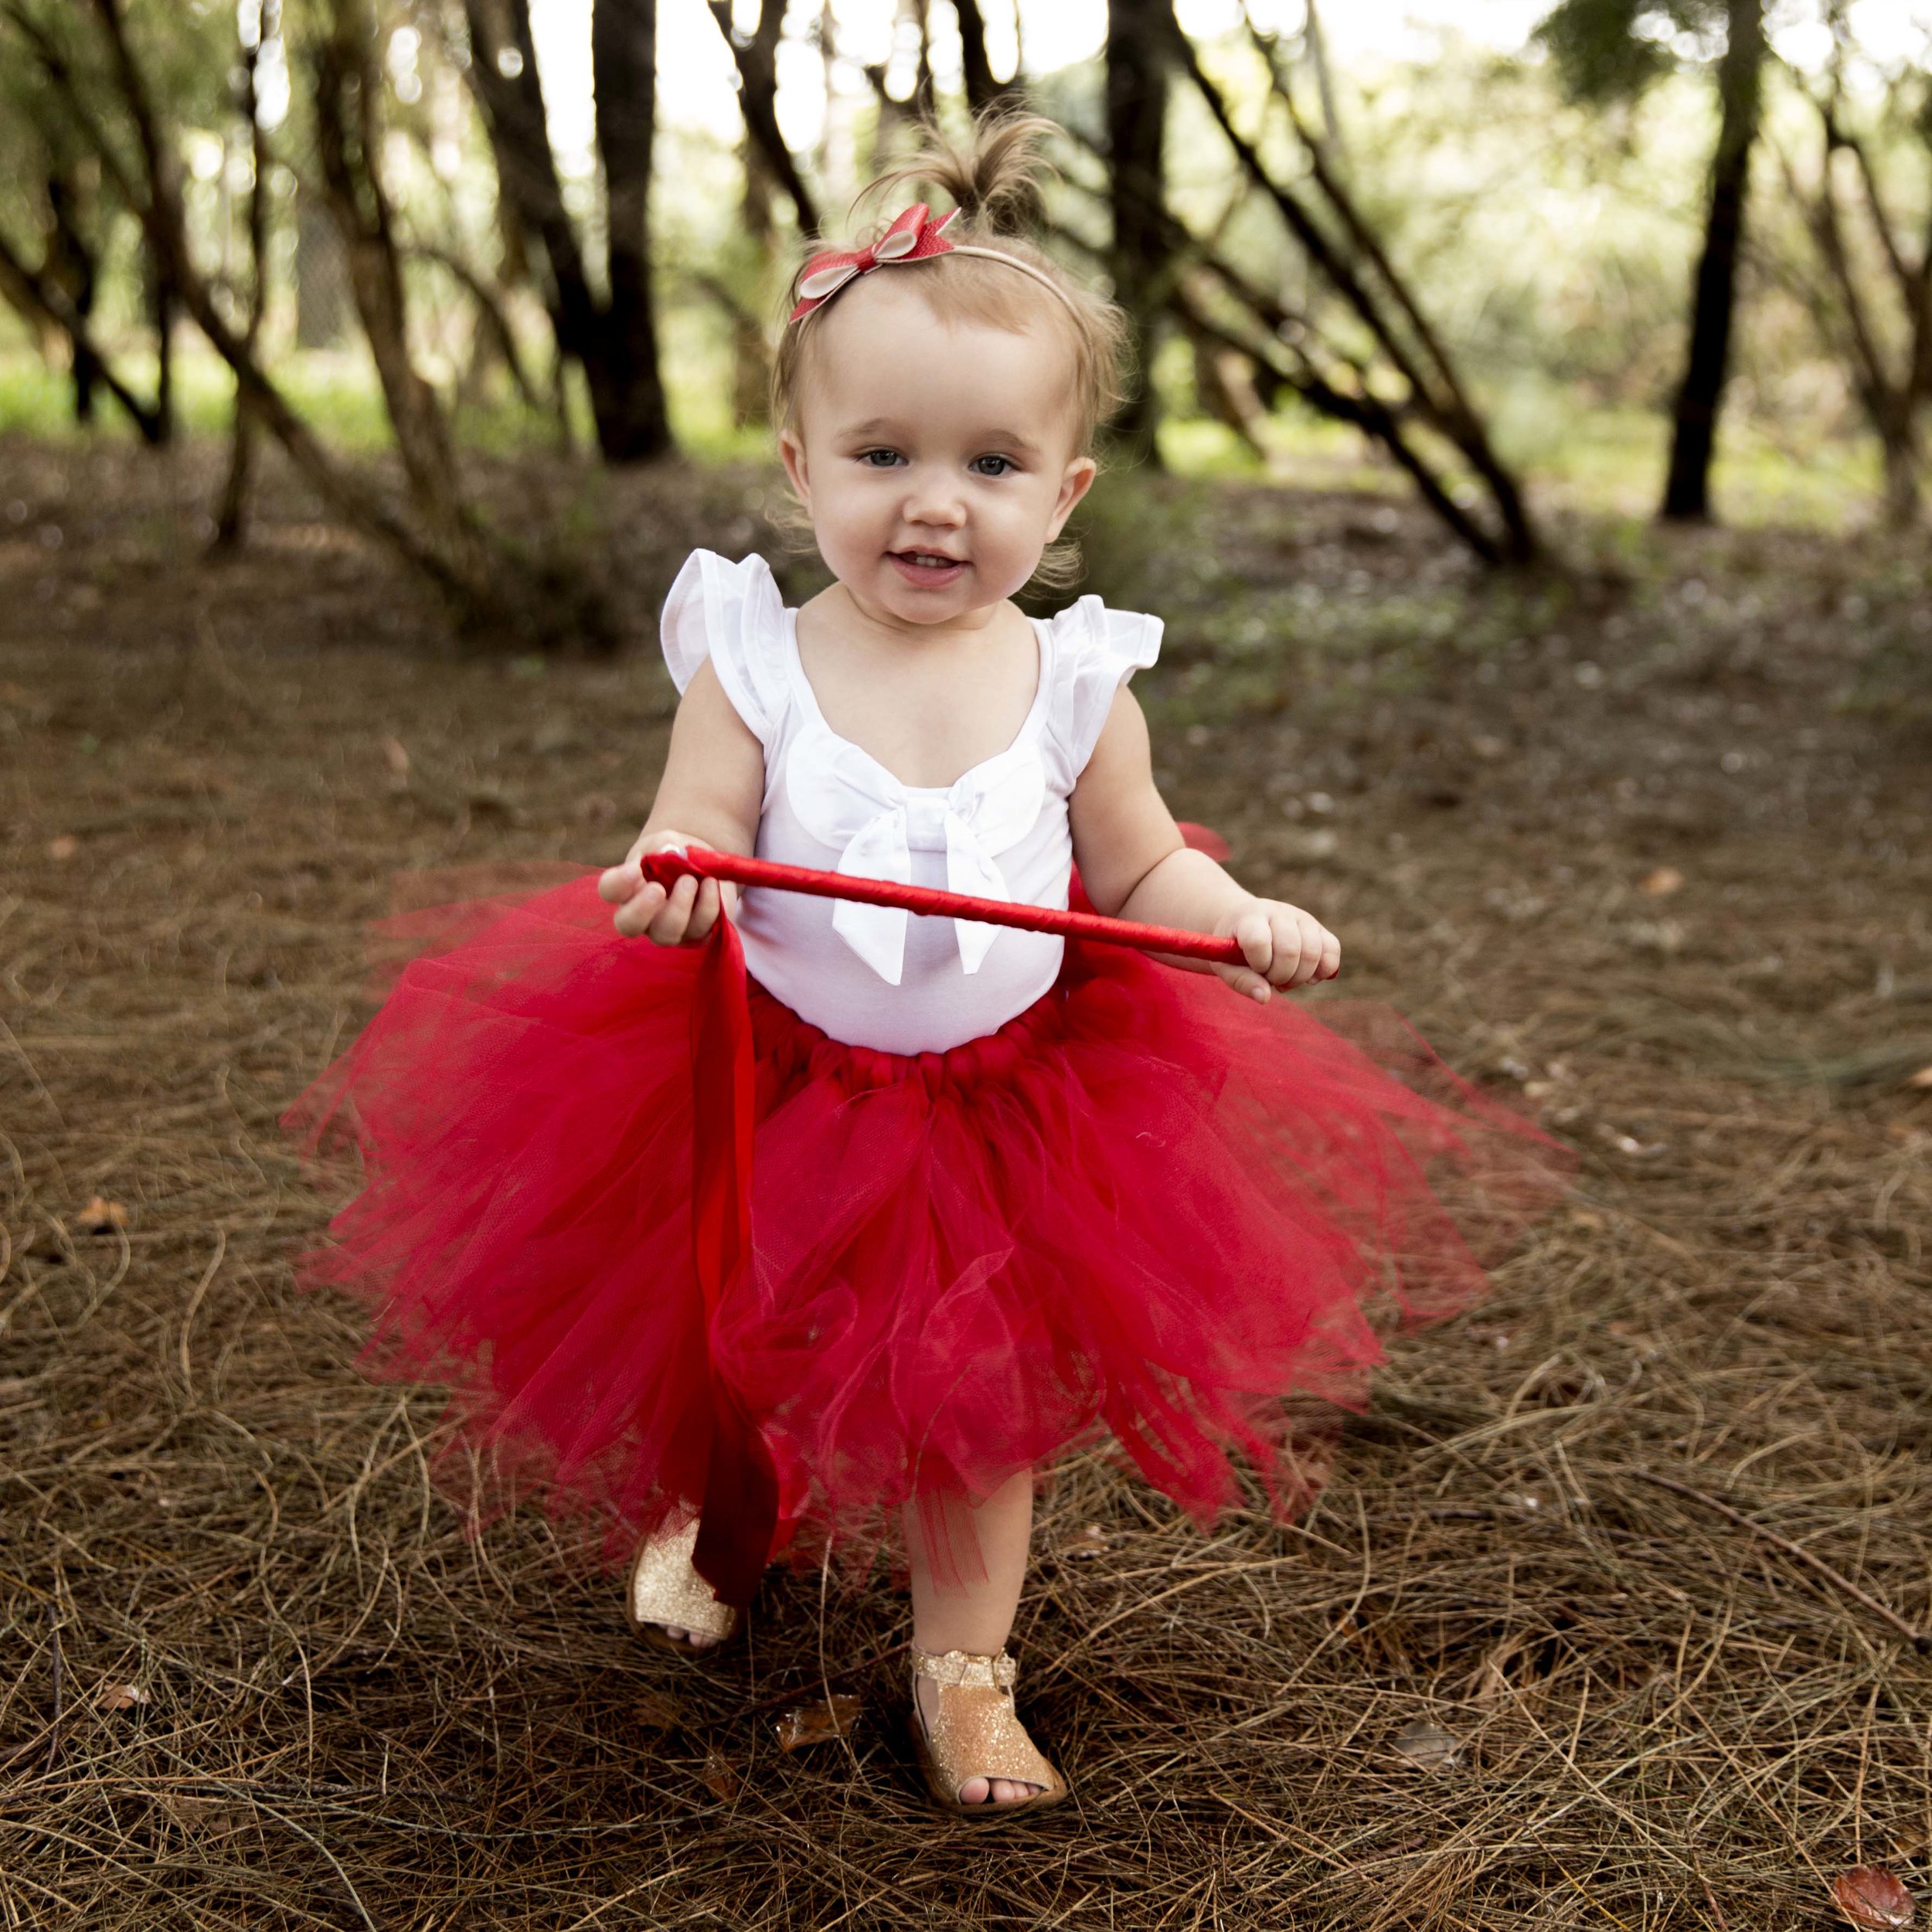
[{"xmin": 904, "ymin": 478, "xmax": 968, "ymax": 525}]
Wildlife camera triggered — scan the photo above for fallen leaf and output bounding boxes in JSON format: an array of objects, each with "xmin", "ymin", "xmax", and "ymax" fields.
[
  {"xmin": 1641, "ymin": 866, "xmax": 1685, "ymax": 896},
  {"xmin": 46, "ymin": 834, "xmax": 77, "ymax": 861},
  {"xmin": 1058, "ymin": 1524, "xmax": 1111, "ymax": 1560},
  {"xmin": 774, "ymin": 1695, "xmax": 862, "ymax": 1753},
  {"xmin": 698, "ymin": 1748, "xmax": 740, "ymax": 1801},
  {"xmin": 157, "ymin": 1793, "xmax": 244, "ymax": 1835},
  {"xmin": 80, "ymin": 1196, "xmax": 128, "ymax": 1234},
  {"xmin": 1392, "ymin": 1717, "xmax": 1461, "ymax": 1772},
  {"xmin": 1832, "ymin": 1866, "xmax": 1914, "ymax": 1929},
  {"xmin": 99, "ymin": 1683, "xmax": 149, "ymax": 1711},
  {"xmin": 630, "ymin": 1691, "xmax": 681, "ymax": 1732},
  {"xmin": 1906, "ymin": 1066, "xmax": 1932, "ymax": 1090}
]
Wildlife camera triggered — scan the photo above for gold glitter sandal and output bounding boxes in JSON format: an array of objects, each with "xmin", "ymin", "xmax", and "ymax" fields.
[
  {"xmin": 627, "ymin": 1519, "xmax": 742, "ymax": 1655},
  {"xmin": 908, "ymin": 1647, "xmax": 1068, "ymax": 1818}
]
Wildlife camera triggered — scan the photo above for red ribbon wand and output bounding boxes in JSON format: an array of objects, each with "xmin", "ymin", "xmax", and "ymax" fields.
[
  {"xmin": 638, "ymin": 843, "xmax": 1253, "ymax": 1607},
  {"xmin": 641, "ymin": 847, "xmax": 1251, "ymax": 966}
]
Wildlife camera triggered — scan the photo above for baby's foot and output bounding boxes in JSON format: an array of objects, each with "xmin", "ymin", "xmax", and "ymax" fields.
[
  {"xmin": 909, "ymin": 1650, "xmax": 1066, "ymax": 1811},
  {"xmin": 628, "ymin": 1523, "xmax": 740, "ymax": 1654},
  {"xmin": 914, "ymin": 1678, "xmax": 1046, "ymax": 1805},
  {"xmin": 652, "ymin": 1621, "xmax": 726, "ymax": 1651}
]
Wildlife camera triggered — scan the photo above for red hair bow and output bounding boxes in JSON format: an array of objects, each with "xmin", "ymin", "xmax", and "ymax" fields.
[{"xmin": 790, "ymin": 203, "xmax": 959, "ymax": 321}]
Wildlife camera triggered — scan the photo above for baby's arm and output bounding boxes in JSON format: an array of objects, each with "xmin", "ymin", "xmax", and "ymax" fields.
[
  {"xmin": 597, "ymin": 658, "xmax": 765, "ymax": 944},
  {"xmin": 1068, "ymin": 688, "xmax": 1338, "ymax": 1003}
]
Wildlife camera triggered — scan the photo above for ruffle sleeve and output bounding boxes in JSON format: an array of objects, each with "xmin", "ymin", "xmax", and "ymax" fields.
[
  {"xmin": 1043, "ymin": 594, "xmax": 1164, "ymax": 785},
  {"xmin": 658, "ymin": 549, "xmax": 792, "ymax": 747}
]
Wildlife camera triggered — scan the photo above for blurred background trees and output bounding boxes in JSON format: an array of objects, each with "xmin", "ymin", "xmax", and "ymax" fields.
[{"xmin": 1, "ymin": 0, "xmax": 1928, "ymax": 641}]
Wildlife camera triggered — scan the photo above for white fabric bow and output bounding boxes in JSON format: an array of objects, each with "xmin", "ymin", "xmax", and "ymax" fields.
[{"xmin": 787, "ymin": 726, "xmax": 1046, "ymax": 985}]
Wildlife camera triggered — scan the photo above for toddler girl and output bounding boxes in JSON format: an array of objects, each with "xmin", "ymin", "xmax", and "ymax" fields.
[{"xmin": 293, "ymin": 115, "xmax": 1556, "ymax": 1816}]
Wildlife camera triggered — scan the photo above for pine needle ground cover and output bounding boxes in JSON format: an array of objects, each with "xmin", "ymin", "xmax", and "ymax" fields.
[{"xmin": 2, "ymin": 438, "xmax": 1928, "ymax": 1930}]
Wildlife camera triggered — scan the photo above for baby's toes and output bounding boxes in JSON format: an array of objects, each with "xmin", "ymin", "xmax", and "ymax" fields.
[
  {"xmin": 957, "ymin": 1775, "xmax": 991, "ymax": 1804},
  {"xmin": 991, "ymin": 1778, "xmax": 1042, "ymax": 1804}
]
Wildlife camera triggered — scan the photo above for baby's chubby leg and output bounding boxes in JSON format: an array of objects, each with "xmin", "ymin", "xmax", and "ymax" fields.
[{"xmin": 906, "ymin": 1471, "xmax": 1046, "ymax": 1808}]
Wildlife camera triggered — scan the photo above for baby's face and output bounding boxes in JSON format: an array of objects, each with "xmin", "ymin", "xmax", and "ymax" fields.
[{"xmin": 780, "ymin": 278, "xmax": 1097, "ymax": 628}]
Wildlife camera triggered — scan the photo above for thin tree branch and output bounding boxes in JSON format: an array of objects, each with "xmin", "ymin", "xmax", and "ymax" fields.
[
  {"xmin": 410, "ymin": 244, "xmax": 545, "ymax": 412},
  {"xmin": 0, "ymin": 223, "xmax": 162, "ymax": 440},
  {"xmin": 706, "ymin": 0, "xmax": 821, "ymax": 232}
]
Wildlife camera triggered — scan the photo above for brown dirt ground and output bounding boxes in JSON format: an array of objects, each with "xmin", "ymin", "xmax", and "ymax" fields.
[{"xmin": 2, "ymin": 434, "xmax": 1930, "ymax": 1930}]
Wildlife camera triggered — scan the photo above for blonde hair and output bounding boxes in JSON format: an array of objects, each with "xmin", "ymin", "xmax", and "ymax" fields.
[{"xmin": 770, "ymin": 114, "xmax": 1132, "ymax": 589}]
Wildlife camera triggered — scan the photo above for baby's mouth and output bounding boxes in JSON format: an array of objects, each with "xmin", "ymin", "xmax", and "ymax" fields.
[{"xmin": 889, "ymin": 549, "xmax": 968, "ymax": 586}]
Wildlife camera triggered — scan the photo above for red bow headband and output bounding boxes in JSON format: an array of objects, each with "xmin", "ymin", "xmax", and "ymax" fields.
[{"xmin": 788, "ymin": 202, "xmax": 1083, "ymax": 325}]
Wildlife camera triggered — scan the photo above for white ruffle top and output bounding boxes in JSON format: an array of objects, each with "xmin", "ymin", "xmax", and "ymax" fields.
[{"xmin": 659, "ymin": 550, "xmax": 1163, "ymax": 1055}]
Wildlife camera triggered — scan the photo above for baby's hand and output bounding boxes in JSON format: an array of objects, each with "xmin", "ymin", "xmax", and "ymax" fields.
[
  {"xmin": 597, "ymin": 832, "xmax": 736, "ymax": 945},
  {"xmin": 1213, "ymin": 897, "xmax": 1340, "ymax": 1003}
]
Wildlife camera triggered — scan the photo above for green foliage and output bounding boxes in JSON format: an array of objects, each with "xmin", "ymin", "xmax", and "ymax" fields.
[{"xmin": 1536, "ymin": 0, "xmax": 1675, "ymax": 105}]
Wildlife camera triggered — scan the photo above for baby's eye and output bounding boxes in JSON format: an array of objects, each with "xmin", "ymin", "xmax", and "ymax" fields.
[
  {"xmin": 859, "ymin": 448, "xmax": 906, "ymax": 468},
  {"xmin": 970, "ymin": 454, "xmax": 1017, "ymax": 478}
]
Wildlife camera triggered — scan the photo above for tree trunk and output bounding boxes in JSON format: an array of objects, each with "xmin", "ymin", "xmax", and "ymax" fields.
[
  {"xmin": 1877, "ymin": 410, "xmax": 1921, "ymax": 527},
  {"xmin": 309, "ymin": 2, "xmax": 474, "ymax": 553},
  {"xmin": 1660, "ymin": 0, "xmax": 1765, "ymax": 522},
  {"xmin": 734, "ymin": 155, "xmax": 775, "ymax": 427},
  {"xmin": 954, "ymin": 0, "xmax": 1018, "ymax": 117},
  {"xmin": 704, "ymin": 0, "xmax": 821, "ymax": 232},
  {"xmin": 591, "ymin": 0, "xmax": 672, "ymax": 461},
  {"xmin": 464, "ymin": 0, "xmax": 600, "ymax": 368},
  {"xmin": 214, "ymin": 7, "xmax": 274, "ymax": 553},
  {"xmin": 910, "ymin": 0, "xmax": 937, "ymax": 125},
  {"xmin": 467, "ymin": 0, "xmax": 679, "ymax": 461},
  {"xmin": 43, "ymin": 171, "xmax": 98, "ymax": 423},
  {"xmin": 1107, "ymin": 0, "xmax": 1172, "ymax": 466},
  {"xmin": 146, "ymin": 233, "xmax": 176, "ymax": 445}
]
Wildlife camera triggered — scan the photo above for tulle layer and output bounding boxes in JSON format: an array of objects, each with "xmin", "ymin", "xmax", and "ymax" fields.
[{"xmin": 287, "ymin": 872, "xmax": 1564, "ymax": 1563}]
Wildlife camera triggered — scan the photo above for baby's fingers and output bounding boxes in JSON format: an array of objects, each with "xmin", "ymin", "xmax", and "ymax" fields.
[
  {"xmin": 682, "ymin": 876, "xmax": 723, "ymax": 943},
  {"xmin": 611, "ymin": 879, "xmax": 668, "ymax": 937},
  {"xmin": 1219, "ymin": 910, "xmax": 1277, "ymax": 1003},
  {"xmin": 645, "ymin": 871, "xmax": 701, "ymax": 946},
  {"xmin": 1315, "ymin": 922, "xmax": 1342, "ymax": 983},
  {"xmin": 597, "ymin": 858, "xmax": 642, "ymax": 906}
]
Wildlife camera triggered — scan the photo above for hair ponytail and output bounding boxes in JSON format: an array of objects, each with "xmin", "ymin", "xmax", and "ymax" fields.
[{"xmin": 855, "ymin": 111, "xmax": 1056, "ymax": 240}]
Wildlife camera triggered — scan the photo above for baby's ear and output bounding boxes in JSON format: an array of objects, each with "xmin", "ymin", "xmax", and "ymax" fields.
[
  {"xmin": 778, "ymin": 428, "xmax": 811, "ymax": 507},
  {"xmin": 1049, "ymin": 455, "xmax": 1098, "ymax": 536}
]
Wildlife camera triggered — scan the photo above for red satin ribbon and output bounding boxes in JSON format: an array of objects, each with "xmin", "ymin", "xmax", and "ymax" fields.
[
  {"xmin": 683, "ymin": 913, "xmax": 777, "ymax": 1607},
  {"xmin": 641, "ymin": 836, "xmax": 1262, "ymax": 1606}
]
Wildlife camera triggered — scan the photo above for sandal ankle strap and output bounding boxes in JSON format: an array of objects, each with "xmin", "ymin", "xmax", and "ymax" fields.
[{"xmin": 910, "ymin": 1646, "xmax": 1018, "ymax": 1690}]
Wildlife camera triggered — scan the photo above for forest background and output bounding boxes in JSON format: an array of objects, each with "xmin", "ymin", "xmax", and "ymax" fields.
[
  {"xmin": 2, "ymin": 4, "xmax": 1931, "ymax": 1930},
  {"xmin": 14, "ymin": 0, "xmax": 1932, "ymax": 609}
]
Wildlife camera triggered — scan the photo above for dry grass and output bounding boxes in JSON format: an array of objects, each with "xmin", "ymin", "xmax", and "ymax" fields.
[{"xmin": 2, "ymin": 435, "xmax": 1930, "ymax": 1929}]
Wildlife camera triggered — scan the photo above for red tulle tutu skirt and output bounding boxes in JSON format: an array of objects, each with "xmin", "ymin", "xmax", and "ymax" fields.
[{"xmin": 286, "ymin": 872, "xmax": 1563, "ymax": 1567}]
